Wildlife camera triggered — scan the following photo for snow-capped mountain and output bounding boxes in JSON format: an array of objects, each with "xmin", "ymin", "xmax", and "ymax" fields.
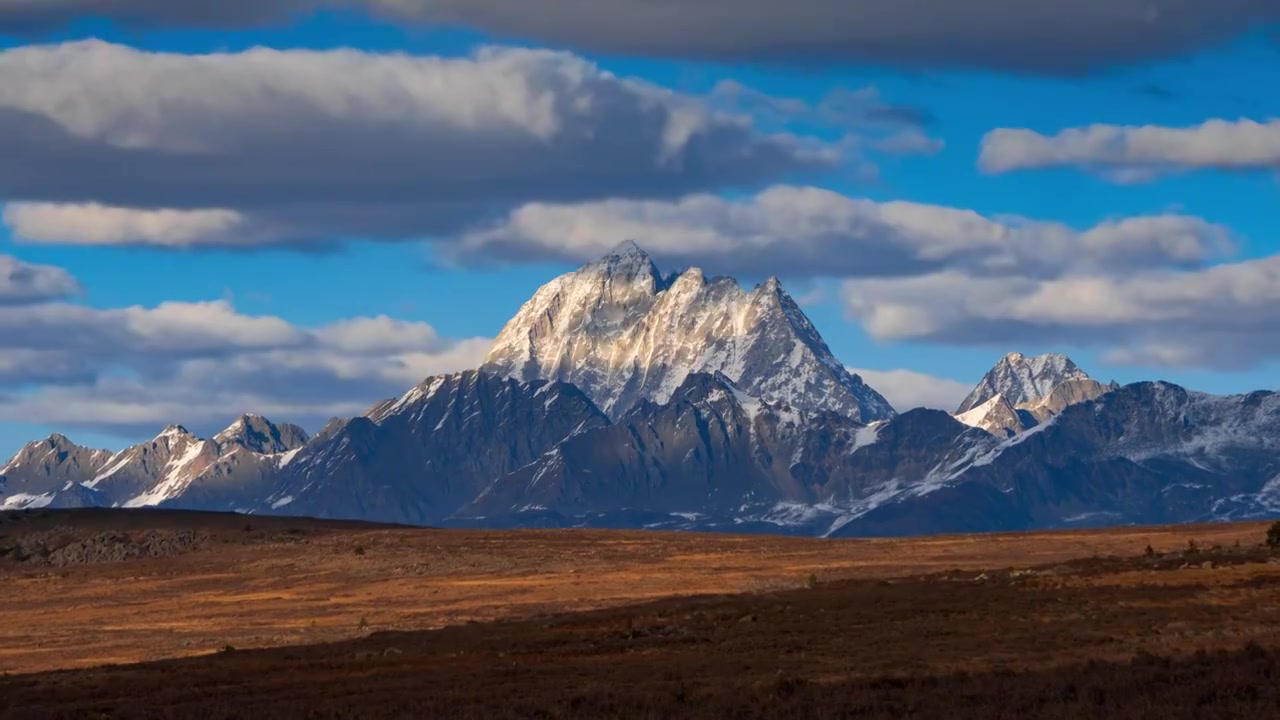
[
  {"xmin": 483, "ymin": 241, "xmax": 895, "ymax": 423},
  {"xmin": 954, "ymin": 353, "xmax": 1113, "ymax": 436},
  {"xmin": 0, "ymin": 416, "xmax": 307, "ymax": 511},
  {"xmin": 833, "ymin": 383, "xmax": 1280, "ymax": 537},
  {"xmin": 957, "ymin": 353, "xmax": 1102, "ymax": 414},
  {"xmin": 0, "ymin": 435, "xmax": 112, "ymax": 510},
  {"xmin": 4, "ymin": 250, "xmax": 1280, "ymax": 540}
]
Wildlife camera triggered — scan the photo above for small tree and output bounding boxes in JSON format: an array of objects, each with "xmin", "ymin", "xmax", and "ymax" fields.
[
  {"xmin": 1266, "ymin": 522, "xmax": 1280, "ymax": 550},
  {"xmin": 1144, "ymin": 544, "xmax": 1155, "ymax": 558}
]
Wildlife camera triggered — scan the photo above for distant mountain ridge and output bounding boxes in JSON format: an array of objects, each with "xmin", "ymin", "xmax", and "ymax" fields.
[
  {"xmin": 0, "ymin": 416, "xmax": 308, "ymax": 512},
  {"xmin": 2, "ymin": 244, "xmax": 1279, "ymax": 538}
]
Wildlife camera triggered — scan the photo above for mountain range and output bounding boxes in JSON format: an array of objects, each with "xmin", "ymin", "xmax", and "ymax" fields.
[{"xmin": 3, "ymin": 243, "xmax": 1278, "ymax": 538}]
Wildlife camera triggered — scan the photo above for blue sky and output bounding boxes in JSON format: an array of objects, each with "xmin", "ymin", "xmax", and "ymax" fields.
[{"xmin": 0, "ymin": 3, "xmax": 1278, "ymax": 456}]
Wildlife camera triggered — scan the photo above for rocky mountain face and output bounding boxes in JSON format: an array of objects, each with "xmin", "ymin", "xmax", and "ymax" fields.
[
  {"xmin": 953, "ymin": 353, "xmax": 1113, "ymax": 436},
  {"xmin": 460, "ymin": 372, "xmax": 989, "ymax": 535},
  {"xmin": 460, "ymin": 368, "xmax": 988, "ymax": 532},
  {"xmin": 953, "ymin": 395, "xmax": 1036, "ymax": 438},
  {"xmin": 462, "ymin": 373, "xmax": 864, "ymax": 523},
  {"xmin": 0, "ymin": 416, "xmax": 308, "ymax": 511},
  {"xmin": 3, "ymin": 244, "xmax": 1279, "ymax": 539},
  {"xmin": 0, "ymin": 435, "xmax": 112, "ymax": 509},
  {"xmin": 215, "ymin": 415, "xmax": 310, "ymax": 455},
  {"xmin": 255, "ymin": 370, "xmax": 609, "ymax": 525},
  {"xmin": 956, "ymin": 352, "xmax": 1092, "ymax": 413},
  {"xmin": 483, "ymin": 241, "xmax": 895, "ymax": 423},
  {"xmin": 833, "ymin": 383, "xmax": 1280, "ymax": 537}
]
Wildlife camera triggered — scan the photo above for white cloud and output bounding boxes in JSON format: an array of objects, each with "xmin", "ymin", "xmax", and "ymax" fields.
[
  {"xmin": 847, "ymin": 367, "xmax": 971, "ymax": 412},
  {"xmin": 455, "ymin": 184, "xmax": 1280, "ymax": 371},
  {"xmin": 0, "ymin": 254, "xmax": 80, "ymax": 304},
  {"xmin": 0, "ymin": 40, "xmax": 843, "ymax": 248},
  {"xmin": 980, "ymin": 119, "xmax": 1280, "ymax": 180},
  {"xmin": 842, "ymin": 254, "xmax": 1280, "ymax": 371},
  {"xmin": 0, "ymin": 254, "xmax": 493, "ymax": 434},
  {"xmin": 4, "ymin": 203, "xmax": 253, "ymax": 247},
  {"xmin": 0, "ymin": 323, "xmax": 495, "ymax": 434},
  {"xmin": 454, "ymin": 185, "xmax": 1234, "ymax": 278},
  {"xmin": 4, "ymin": 0, "xmax": 1277, "ymax": 74}
]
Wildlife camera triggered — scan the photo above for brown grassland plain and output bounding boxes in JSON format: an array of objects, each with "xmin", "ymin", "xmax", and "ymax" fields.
[{"xmin": 2, "ymin": 509, "xmax": 1280, "ymax": 718}]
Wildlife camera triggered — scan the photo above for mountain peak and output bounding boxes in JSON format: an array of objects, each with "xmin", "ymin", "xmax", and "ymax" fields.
[
  {"xmin": 157, "ymin": 424, "xmax": 192, "ymax": 440},
  {"xmin": 957, "ymin": 352, "xmax": 1099, "ymax": 416},
  {"xmin": 604, "ymin": 239, "xmax": 647, "ymax": 259},
  {"xmin": 484, "ymin": 252, "xmax": 894, "ymax": 422},
  {"xmin": 997, "ymin": 351, "xmax": 1078, "ymax": 376},
  {"xmin": 214, "ymin": 414, "xmax": 309, "ymax": 455},
  {"xmin": 584, "ymin": 240, "xmax": 661, "ymax": 279}
]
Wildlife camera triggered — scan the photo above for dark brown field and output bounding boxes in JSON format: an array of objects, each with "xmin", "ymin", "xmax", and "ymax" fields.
[{"xmin": 3, "ymin": 509, "xmax": 1280, "ymax": 718}]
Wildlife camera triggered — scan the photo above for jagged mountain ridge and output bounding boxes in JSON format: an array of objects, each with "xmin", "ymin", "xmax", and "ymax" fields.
[
  {"xmin": 2, "ymin": 242, "xmax": 1279, "ymax": 538},
  {"xmin": 2, "ymin": 370, "xmax": 1278, "ymax": 538},
  {"xmin": 0, "ymin": 416, "xmax": 308, "ymax": 511},
  {"xmin": 462, "ymin": 372, "xmax": 881, "ymax": 521},
  {"xmin": 482, "ymin": 241, "xmax": 895, "ymax": 423},
  {"xmin": 461, "ymin": 372, "xmax": 988, "ymax": 535},
  {"xmin": 255, "ymin": 370, "xmax": 609, "ymax": 525},
  {"xmin": 0, "ymin": 435, "xmax": 113, "ymax": 509},
  {"xmin": 832, "ymin": 383, "xmax": 1280, "ymax": 537}
]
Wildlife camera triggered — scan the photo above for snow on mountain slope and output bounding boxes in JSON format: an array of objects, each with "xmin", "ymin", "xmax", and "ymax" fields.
[
  {"xmin": 1108, "ymin": 384, "xmax": 1280, "ymax": 466},
  {"xmin": 462, "ymin": 375, "xmax": 982, "ymax": 535},
  {"xmin": 214, "ymin": 415, "xmax": 310, "ymax": 455},
  {"xmin": 0, "ymin": 417, "xmax": 307, "ymax": 510},
  {"xmin": 954, "ymin": 353, "xmax": 1111, "ymax": 435},
  {"xmin": 483, "ymin": 241, "xmax": 894, "ymax": 423},
  {"xmin": 257, "ymin": 370, "xmax": 610, "ymax": 525},
  {"xmin": 829, "ymin": 382, "xmax": 1280, "ymax": 537},
  {"xmin": 0, "ymin": 433, "xmax": 112, "ymax": 508},
  {"xmin": 953, "ymin": 394, "xmax": 1034, "ymax": 437},
  {"xmin": 957, "ymin": 353, "xmax": 1097, "ymax": 414}
]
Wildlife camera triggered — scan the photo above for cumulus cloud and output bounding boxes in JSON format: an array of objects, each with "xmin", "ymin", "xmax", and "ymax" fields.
[
  {"xmin": 0, "ymin": 40, "xmax": 843, "ymax": 248},
  {"xmin": 842, "ymin": 255, "xmax": 1280, "ymax": 371},
  {"xmin": 0, "ymin": 332, "xmax": 497, "ymax": 435},
  {"xmin": 980, "ymin": 119, "xmax": 1280, "ymax": 180},
  {"xmin": 0, "ymin": 254, "xmax": 81, "ymax": 304},
  {"xmin": 3, "ymin": 0, "xmax": 1277, "ymax": 74},
  {"xmin": 3, "ymin": 204, "xmax": 256, "ymax": 248},
  {"xmin": 0, "ymin": 255, "xmax": 492, "ymax": 435},
  {"xmin": 453, "ymin": 185, "xmax": 1234, "ymax": 279},
  {"xmin": 442, "ymin": 183, "xmax": 1275, "ymax": 372},
  {"xmin": 846, "ymin": 367, "xmax": 971, "ymax": 411}
]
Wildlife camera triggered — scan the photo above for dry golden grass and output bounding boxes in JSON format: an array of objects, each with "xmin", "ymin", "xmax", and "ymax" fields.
[{"xmin": 0, "ymin": 509, "xmax": 1271, "ymax": 676}]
